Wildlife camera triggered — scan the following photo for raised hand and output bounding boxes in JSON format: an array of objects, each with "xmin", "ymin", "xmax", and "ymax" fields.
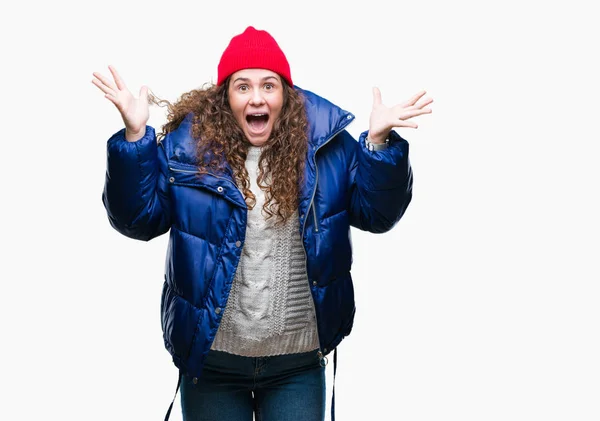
[
  {"xmin": 92, "ymin": 65, "xmax": 149, "ymax": 142},
  {"xmin": 368, "ymin": 88, "xmax": 433, "ymax": 144}
]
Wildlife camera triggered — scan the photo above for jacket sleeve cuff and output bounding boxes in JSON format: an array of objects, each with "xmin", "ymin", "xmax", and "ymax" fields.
[
  {"xmin": 357, "ymin": 129, "xmax": 411, "ymax": 191},
  {"xmin": 106, "ymin": 126, "xmax": 158, "ymax": 177}
]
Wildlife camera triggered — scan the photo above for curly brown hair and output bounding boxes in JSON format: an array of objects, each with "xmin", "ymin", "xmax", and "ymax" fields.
[{"xmin": 150, "ymin": 78, "xmax": 308, "ymax": 226}]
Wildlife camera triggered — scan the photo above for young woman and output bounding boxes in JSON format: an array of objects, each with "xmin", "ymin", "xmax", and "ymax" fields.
[{"xmin": 93, "ymin": 26, "xmax": 432, "ymax": 421}]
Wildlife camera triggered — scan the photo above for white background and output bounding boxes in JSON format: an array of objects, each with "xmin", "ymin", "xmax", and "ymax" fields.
[{"xmin": 2, "ymin": 0, "xmax": 599, "ymax": 420}]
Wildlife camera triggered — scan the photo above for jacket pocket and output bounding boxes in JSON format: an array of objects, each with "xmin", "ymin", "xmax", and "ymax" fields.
[{"xmin": 311, "ymin": 210, "xmax": 352, "ymax": 286}]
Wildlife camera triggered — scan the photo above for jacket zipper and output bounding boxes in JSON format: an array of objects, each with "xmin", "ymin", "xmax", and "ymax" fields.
[
  {"xmin": 301, "ymin": 114, "xmax": 354, "ymax": 360},
  {"xmin": 307, "ymin": 118, "xmax": 353, "ymax": 233}
]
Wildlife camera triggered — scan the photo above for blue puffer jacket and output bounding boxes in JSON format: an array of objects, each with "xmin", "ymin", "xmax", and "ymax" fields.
[{"xmin": 103, "ymin": 87, "xmax": 412, "ymax": 379}]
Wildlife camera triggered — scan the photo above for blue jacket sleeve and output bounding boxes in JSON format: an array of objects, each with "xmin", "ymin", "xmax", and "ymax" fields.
[
  {"xmin": 102, "ymin": 125, "xmax": 171, "ymax": 241},
  {"xmin": 347, "ymin": 129, "xmax": 413, "ymax": 233}
]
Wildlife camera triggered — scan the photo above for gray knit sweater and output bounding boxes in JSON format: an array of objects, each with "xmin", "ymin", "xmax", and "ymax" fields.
[{"xmin": 210, "ymin": 146, "xmax": 319, "ymax": 356}]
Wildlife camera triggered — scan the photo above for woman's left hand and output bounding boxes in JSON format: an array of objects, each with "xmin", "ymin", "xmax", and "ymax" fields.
[{"xmin": 368, "ymin": 88, "xmax": 433, "ymax": 144}]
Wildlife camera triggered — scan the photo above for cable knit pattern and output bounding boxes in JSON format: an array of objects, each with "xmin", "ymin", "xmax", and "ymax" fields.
[{"xmin": 211, "ymin": 145, "xmax": 319, "ymax": 356}]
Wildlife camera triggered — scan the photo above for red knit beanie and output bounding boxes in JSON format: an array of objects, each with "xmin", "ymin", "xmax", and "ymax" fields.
[{"xmin": 217, "ymin": 26, "xmax": 293, "ymax": 87}]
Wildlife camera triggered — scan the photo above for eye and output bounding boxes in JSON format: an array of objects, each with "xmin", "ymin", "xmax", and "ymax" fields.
[
  {"xmin": 264, "ymin": 83, "xmax": 274, "ymax": 91},
  {"xmin": 238, "ymin": 84, "xmax": 249, "ymax": 92}
]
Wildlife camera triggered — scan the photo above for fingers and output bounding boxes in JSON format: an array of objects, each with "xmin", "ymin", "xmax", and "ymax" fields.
[
  {"xmin": 91, "ymin": 65, "xmax": 128, "ymax": 96},
  {"xmin": 373, "ymin": 89, "xmax": 432, "ymax": 132},
  {"xmin": 139, "ymin": 85, "xmax": 148, "ymax": 103},
  {"xmin": 399, "ymin": 120, "xmax": 418, "ymax": 129},
  {"xmin": 108, "ymin": 65, "xmax": 127, "ymax": 91},
  {"xmin": 92, "ymin": 71, "xmax": 118, "ymax": 92},
  {"xmin": 91, "ymin": 77, "xmax": 114, "ymax": 96},
  {"xmin": 402, "ymin": 108, "xmax": 432, "ymax": 119},
  {"xmin": 401, "ymin": 90, "xmax": 427, "ymax": 108},
  {"xmin": 388, "ymin": 104, "xmax": 432, "ymax": 129},
  {"xmin": 104, "ymin": 93, "xmax": 118, "ymax": 107},
  {"xmin": 389, "ymin": 118, "xmax": 418, "ymax": 129},
  {"xmin": 389, "ymin": 108, "xmax": 431, "ymax": 129},
  {"xmin": 91, "ymin": 75, "xmax": 122, "ymax": 110},
  {"xmin": 415, "ymin": 97, "xmax": 433, "ymax": 109},
  {"xmin": 372, "ymin": 87, "xmax": 382, "ymax": 106}
]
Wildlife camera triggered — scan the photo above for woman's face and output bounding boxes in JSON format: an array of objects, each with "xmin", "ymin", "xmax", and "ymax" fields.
[{"xmin": 228, "ymin": 69, "xmax": 284, "ymax": 147}]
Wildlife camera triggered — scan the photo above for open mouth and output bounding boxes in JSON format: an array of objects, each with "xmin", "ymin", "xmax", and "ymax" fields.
[{"xmin": 246, "ymin": 113, "xmax": 269, "ymax": 133}]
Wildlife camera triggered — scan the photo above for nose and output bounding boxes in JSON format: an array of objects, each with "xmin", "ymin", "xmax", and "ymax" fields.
[{"xmin": 249, "ymin": 89, "xmax": 265, "ymax": 106}]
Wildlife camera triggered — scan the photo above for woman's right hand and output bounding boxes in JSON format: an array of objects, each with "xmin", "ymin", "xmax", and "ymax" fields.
[{"xmin": 92, "ymin": 65, "xmax": 149, "ymax": 142}]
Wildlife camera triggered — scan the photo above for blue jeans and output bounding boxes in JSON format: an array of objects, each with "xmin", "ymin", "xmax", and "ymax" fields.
[{"xmin": 180, "ymin": 349, "xmax": 326, "ymax": 421}]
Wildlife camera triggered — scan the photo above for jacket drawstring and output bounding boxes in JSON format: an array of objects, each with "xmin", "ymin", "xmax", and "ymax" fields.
[
  {"xmin": 164, "ymin": 370, "xmax": 182, "ymax": 421},
  {"xmin": 331, "ymin": 348, "xmax": 338, "ymax": 421}
]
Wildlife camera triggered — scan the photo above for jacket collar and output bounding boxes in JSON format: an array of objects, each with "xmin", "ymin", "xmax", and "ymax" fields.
[
  {"xmin": 295, "ymin": 86, "xmax": 355, "ymax": 152},
  {"xmin": 167, "ymin": 87, "xmax": 355, "ymax": 167}
]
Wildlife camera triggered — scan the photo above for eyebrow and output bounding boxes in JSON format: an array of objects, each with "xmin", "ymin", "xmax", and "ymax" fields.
[{"xmin": 232, "ymin": 76, "xmax": 279, "ymax": 84}]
